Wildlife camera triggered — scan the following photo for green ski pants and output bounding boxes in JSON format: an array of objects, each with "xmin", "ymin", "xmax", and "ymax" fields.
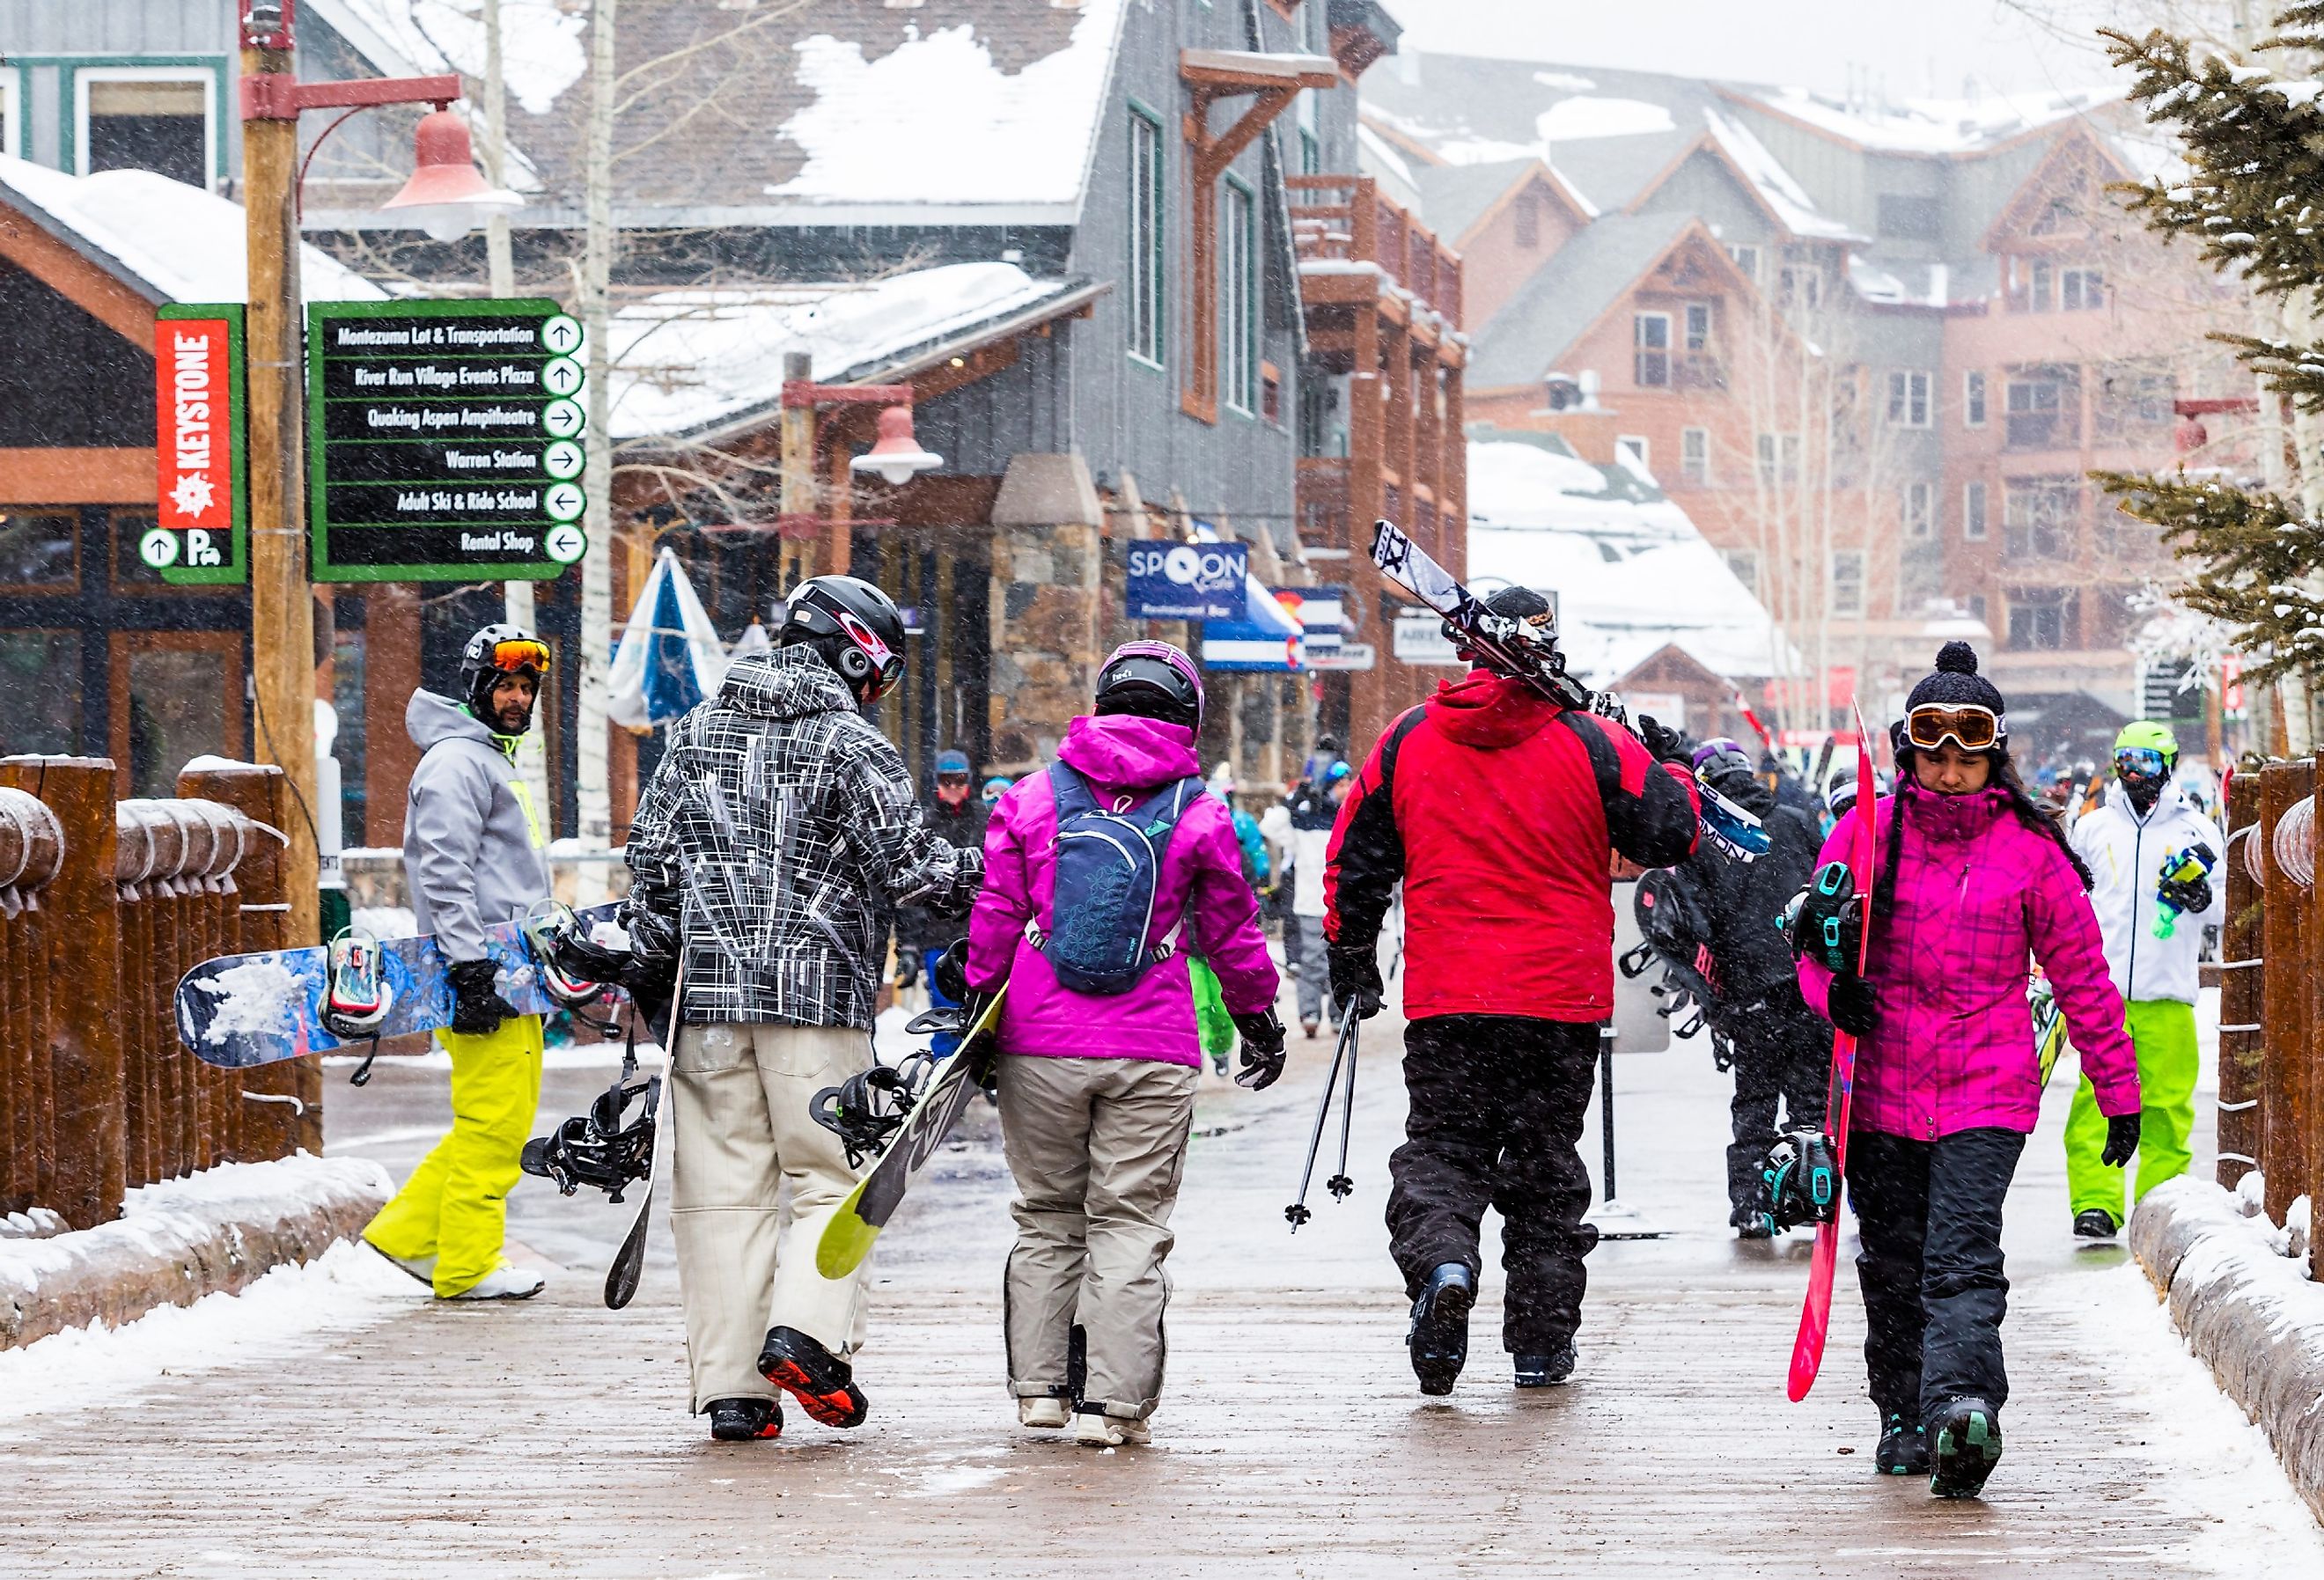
[{"xmin": 2064, "ymin": 997, "xmax": 2198, "ymax": 1222}]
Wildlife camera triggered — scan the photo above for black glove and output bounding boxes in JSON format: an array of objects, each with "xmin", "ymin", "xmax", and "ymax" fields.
[
  {"xmin": 2100, "ymin": 1111, "xmax": 2142, "ymax": 1167},
  {"xmin": 2159, "ymin": 876, "xmax": 2213, "ymax": 918},
  {"xmin": 1328, "ymin": 944, "xmax": 1385, "ymax": 1021},
  {"xmin": 1231, "ymin": 1009, "xmax": 1287, "ymax": 1090},
  {"xmin": 894, "ymin": 950, "xmax": 920, "ymax": 990},
  {"xmin": 448, "ymin": 958, "xmax": 518, "ymax": 1037},
  {"xmin": 1825, "ymin": 972, "xmax": 1877, "ymax": 1038},
  {"xmin": 1638, "ymin": 714, "xmax": 1690, "ymax": 767}
]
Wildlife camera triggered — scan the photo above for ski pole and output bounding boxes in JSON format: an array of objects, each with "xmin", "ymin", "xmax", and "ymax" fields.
[
  {"xmin": 1327, "ymin": 1013, "xmax": 1360, "ymax": 1201},
  {"xmin": 1285, "ymin": 1012, "xmax": 1356, "ymax": 1230}
]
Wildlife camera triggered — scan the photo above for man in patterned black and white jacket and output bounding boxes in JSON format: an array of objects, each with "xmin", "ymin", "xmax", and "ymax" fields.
[{"xmin": 621, "ymin": 575, "xmax": 983, "ymax": 1444}]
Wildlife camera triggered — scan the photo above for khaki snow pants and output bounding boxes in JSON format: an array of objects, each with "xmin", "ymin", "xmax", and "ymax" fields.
[
  {"xmin": 997, "ymin": 1053, "xmax": 1198, "ymax": 1422},
  {"xmin": 670, "ymin": 1021, "xmax": 873, "ymax": 1414}
]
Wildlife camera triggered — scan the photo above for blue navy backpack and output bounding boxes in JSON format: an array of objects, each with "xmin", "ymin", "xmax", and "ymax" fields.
[{"xmin": 1035, "ymin": 763, "xmax": 1205, "ymax": 995}]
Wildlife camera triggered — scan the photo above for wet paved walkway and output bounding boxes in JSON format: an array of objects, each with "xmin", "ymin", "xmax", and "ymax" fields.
[{"xmin": 5, "ymin": 1001, "xmax": 2320, "ymax": 1577}]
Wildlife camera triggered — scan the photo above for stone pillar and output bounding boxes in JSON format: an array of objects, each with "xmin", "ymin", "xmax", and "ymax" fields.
[{"xmin": 988, "ymin": 453, "xmax": 1107, "ymax": 773}]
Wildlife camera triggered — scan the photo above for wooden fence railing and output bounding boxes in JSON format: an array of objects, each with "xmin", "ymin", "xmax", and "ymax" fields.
[{"xmin": 0, "ymin": 755, "xmax": 315, "ymax": 1231}]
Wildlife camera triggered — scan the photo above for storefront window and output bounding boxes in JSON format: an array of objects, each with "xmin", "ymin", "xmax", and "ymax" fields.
[
  {"xmin": 0, "ymin": 632, "xmax": 81, "ymax": 754},
  {"xmin": 0, "ymin": 510, "xmax": 78, "ymax": 590}
]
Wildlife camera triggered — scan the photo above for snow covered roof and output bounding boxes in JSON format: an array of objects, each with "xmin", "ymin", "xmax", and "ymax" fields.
[
  {"xmin": 607, "ymin": 262, "xmax": 1097, "ymax": 441},
  {"xmin": 1737, "ymin": 85, "xmax": 2121, "ymax": 158},
  {"xmin": 1701, "ymin": 108, "xmax": 1860, "ymax": 242},
  {"xmin": 333, "ymin": 0, "xmax": 1128, "ymax": 228},
  {"xmin": 1465, "ymin": 431, "xmax": 1791, "ymax": 687},
  {"xmin": 0, "ymin": 156, "xmax": 386, "ymax": 306}
]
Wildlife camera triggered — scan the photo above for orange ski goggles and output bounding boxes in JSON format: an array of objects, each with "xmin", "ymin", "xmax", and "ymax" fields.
[
  {"xmin": 486, "ymin": 637, "xmax": 552, "ymax": 674},
  {"xmin": 1905, "ymin": 702, "xmax": 2003, "ymax": 753}
]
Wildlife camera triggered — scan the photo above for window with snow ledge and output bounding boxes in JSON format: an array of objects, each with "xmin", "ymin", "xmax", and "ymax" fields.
[
  {"xmin": 1964, "ymin": 370, "xmax": 1988, "ymax": 428},
  {"xmin": 1886, "ymin": 370, "xmax": 1931, "ymax": 429},
  {"xmin": 1680, "ymin": 426, "xmax": 1710, "ymax": 486},
  {"xmin": 1962, "ymin": 480, "xmax": 1989, "ymax": 541},
  {"xmin": 77, "ymin": 68, "xmax": 217, "ymax": 190}
]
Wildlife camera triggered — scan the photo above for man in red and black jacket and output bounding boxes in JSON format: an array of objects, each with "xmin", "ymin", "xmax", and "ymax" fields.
[{"xmin": 1325, "ymin": 587, "xmax": 1700, "ymax": 1397}]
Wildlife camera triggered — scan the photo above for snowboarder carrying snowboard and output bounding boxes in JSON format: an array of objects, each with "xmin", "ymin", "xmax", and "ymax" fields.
[
  {"xmin": 621, "ymin": 575, "xmax": 984, "ymax": 1444},
  {"xmin": 1678, "ymin": 738, "xmax": 1828, "ymax": 1235},
  {"xmin": 362, "ymin": 624, "xmax": 555, "ymax": 1302},
  {"xmin": 2063, "ymin": 721, "xmax": 2222, "ymax": 1238},
  {"xmin": 967, "ymin": 642, "xmax": 1283, "ymax": 1447},
  {"xmin": 1324, "ymin": 586, "xmax": 1701, "ymax": 1396},
  {"xmin": 1798, "ymin": 641, "xmax": 2139, "ymax": 1497}
]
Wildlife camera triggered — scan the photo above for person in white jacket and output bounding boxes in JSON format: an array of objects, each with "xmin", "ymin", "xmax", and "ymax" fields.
[{"xmin": 2063, "ymin": 721, "xmax": 2224, "ymax": 1238}]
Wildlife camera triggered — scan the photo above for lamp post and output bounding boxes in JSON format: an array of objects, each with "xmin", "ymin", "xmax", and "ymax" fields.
[
  {"xmin": 236, "ymin": 0, "xmax": 518, "ymax": 944},
  {"xmin": 774, "ymin": 361, "xmax": 942, "ymax": 587}
]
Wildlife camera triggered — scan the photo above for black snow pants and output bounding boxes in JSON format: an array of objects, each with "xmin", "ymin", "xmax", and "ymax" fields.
[
  {"xmin": 1850, "ymin": 1126, "xmax": 2026, "ymax": 1428},
  {"xmin": 1716, "ymin": 994, "xmax": 1831, "ymax": 1216},
  {"xmin": 1386, "ymin": 1015, "xmax": 1600, "ymax": 1354}
]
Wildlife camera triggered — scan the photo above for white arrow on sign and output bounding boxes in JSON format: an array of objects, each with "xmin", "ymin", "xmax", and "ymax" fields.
[
  {"xmin": 544, "ymin": 523, "xmax": 587, "ymax": 564},
  {"xmin": 542, "ymin": 438, "xmax": 585, "ymax": 481},
  {"xmin": 539, "ymin": 313, "xmax": 583, "ymax": 355},
  {"xmin": 138, "ymin": 526, "xmax": 181, "ymax": 569},
  {"xmin": 543, "ymin": 481, "xmax": 587, "ymax": 521}
]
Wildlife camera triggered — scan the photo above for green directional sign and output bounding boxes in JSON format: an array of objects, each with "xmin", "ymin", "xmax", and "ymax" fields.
[{"xmin": 307, "ymin": 298, "xmax": 589, "ymax": 583}]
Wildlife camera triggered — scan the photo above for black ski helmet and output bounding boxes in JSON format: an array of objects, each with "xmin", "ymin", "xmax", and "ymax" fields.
[
  {"xmin": 1452, "ymin": 584, "xmax": 1556, "ymax": 665},
  {"xmin": 458, "ymin": 622, "xmax": 549, "ymax": 731},
  {"xmin": 1093, "ymin": 640, "xmax": 1203, "ymax": 731},
  {"xmin": 779, "ymin": 575, "xmax": 907, "ymax": 703}
]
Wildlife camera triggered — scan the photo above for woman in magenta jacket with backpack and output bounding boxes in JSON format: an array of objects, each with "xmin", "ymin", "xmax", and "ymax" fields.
[
  {"xmin": 1800, "ymin": 642, "xmax": 2139, "ymax": 1499},
  {"xmin": 967, "ymin": 642, "xmax": 1283, "ymax": 1448}
]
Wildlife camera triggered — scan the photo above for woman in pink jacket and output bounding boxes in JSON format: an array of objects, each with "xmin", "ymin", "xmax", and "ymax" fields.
[
  {"xmin": 1800, "ymin": 642, "xmax": 2139, "ymax": 1499},
  {"xmin": 967, "ymin": 642, "xmax": 1283, "ymax": 1448}
]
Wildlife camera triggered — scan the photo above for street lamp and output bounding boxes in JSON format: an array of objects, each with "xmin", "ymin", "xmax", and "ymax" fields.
[
  {"xmin": 849, "ymin": 404, "xmax": 945, "ymax": 487},
  {"xmin": 380, "ymin": 108, "xmax": 525, "ymax": 242}
]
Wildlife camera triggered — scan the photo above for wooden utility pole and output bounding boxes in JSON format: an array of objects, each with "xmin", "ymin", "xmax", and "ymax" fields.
[
  {"xmin": 780, "ymin": 350, "xmax": 818, "ymax": 588},
  {"xmin": 240, "ymin": 33, "xmax": 321, "ymax": 952}
]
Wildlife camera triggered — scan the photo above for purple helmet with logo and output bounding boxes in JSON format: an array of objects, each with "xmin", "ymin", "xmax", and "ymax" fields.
[{"xmin": 1094, "ymin": 640, "xmax": 1203, "ymax": 731}]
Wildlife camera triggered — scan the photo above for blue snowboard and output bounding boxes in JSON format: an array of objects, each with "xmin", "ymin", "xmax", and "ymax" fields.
[{"xmin": 173, "ymin": 903, "xmax": 625, "ymax": 1069}]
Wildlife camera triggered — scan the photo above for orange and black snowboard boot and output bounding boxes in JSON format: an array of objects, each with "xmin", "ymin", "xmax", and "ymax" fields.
[{"xmin": 758, "ymin": 1326, "xmax": 870, "ymax": 1429}]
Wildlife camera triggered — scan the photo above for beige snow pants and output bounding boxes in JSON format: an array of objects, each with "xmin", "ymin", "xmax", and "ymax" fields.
[
  {"xmin": 997, "ymin": 1052, "xmax": 1199, "ymax": 1422},
  {"xmin": 670, "ymin": 1021, "xmax": 872, "ymax": 1414}
]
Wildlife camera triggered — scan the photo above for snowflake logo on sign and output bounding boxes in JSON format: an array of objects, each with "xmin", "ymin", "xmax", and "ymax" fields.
[{"xmin": 170, "ymin": 473, "xmax": 216, "ymax": 519}]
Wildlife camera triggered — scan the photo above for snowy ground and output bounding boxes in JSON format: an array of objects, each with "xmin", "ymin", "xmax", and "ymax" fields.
[{"xmin": 4, "ymin": 981, "xmax": 2319, "ymax": 1574}]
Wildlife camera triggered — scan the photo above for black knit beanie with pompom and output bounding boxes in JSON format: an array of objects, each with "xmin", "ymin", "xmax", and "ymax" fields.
[{"xmin": 1905, "ymin": 640, "xmax": 2007, "ymax": 717}]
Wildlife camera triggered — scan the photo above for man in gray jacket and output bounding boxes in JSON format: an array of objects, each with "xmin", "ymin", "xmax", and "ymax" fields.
[
  {"xmin": 622, "ymin": 575, "xmax": 982, "ymax": 1443},
  {"xmin": 363, "ymin": 623, "xmax": 555, "ymax": 1301}
]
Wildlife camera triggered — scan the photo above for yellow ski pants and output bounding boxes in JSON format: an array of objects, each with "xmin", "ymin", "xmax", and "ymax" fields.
[
  {"xmin": 2064, "ymin": 997, "xmax": 2196, "ymax": 1223},
  {"xmin": 364, "ymin": 1014, "xmax": 545, "ymax": 1297}
]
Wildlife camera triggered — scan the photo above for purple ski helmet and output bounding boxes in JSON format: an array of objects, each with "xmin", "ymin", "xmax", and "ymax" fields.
[{"xmin": 1094, "ymin": 640, "xmax": 1203, "ymax": 731}]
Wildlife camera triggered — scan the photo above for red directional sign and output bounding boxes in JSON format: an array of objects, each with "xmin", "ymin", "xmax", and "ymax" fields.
[{"xmin": 151, "ymin": 304, "xmax": 246, "ymax": 584}]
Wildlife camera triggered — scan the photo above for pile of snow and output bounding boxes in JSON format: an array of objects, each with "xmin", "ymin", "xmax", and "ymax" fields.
[
  {"xmin": 0, "ymin": 156, "xmax": 385, "ymax": 306},
  {"xmin": 0, "ymin": 1236, "xmax": 416, "ymax": 1421},
  {"xmin": 1538, "ymin": 96, "xmax": 1674, "ymax": 143},
  {"xmin": 607, "ymin": 263, "xmax": 1070, "ymax": 438},
  {"xmin": 769, "ymin": 2, "xmax": 1123, "ymax": 212},
  {"xmin": 1467, "ymin": 436, "xmax": 1791, "ymax": 687}
]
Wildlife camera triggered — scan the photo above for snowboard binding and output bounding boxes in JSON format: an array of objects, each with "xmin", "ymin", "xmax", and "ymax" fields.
[
  {"xmin": 1755, "ymin": 1128, "xmax": 1841, "ymax": 1235},
  {"xmin": 320, "ymin": 928, "xmax": 393, "ymax": 1041},
  {"xmin": 811, "ymin": 1047, "xmax": 938, "ymax": 1170},
  {"xmin": 521, "ymin": 903, "xmax": 619, "ymax": 1029},
  {"xmin": 1781, "ymin": 860, "xmax": 1864, "ymax": 976},
  {"xmin": 522, "ymin": 1069, "xmax": 660, "ymax": 1203}
]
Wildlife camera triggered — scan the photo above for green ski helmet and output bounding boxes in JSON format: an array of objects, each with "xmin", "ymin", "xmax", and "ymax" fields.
[{"xmin": 2114, "ymin": 719, "xmax": 2180, "ymax": 764}]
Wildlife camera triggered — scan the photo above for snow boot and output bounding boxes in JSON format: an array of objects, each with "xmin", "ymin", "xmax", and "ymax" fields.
[
  {"xmin": 2073, "ymin": 1209, "xmax": 2119, "ymax": 1239},
  {"xmin": 446, "ymin": 1263, "xmax": 546, "ymax": 1300},
  {"xmin": 758, "ymin": 1325, "xmax": 869, "ymax": 1429},
  {"xmin": 1927, "ymin": 1398, "xmax": 2004, "ymax": 1498},
  {"xmin": 1513, "ymin": 1340, "xmax": 1576, "ymax": 1388},
  {"xmin": 1875, "ymin": 1412, "xmax": 1929, "ymax": 1475},
  {"xmin": 1019, "ymin": 1396, "xmax": 1070, "ymax": 1429},
  {"xmin": 364, "ymin": 1239, "xmax": 436, "ymax": 1288},
  {"xmin": 708, "ymin": 1397, "xmax": 783, "ymax": 1442},
  {"xmin": 1301, "ymin": 1018, "xmax": 1320, "ymax": 1040},
  {"xmin": 1073, "ymin": 1407, "xmax": 1151, "ymax": 1447},
  {"xmin": 1729, "ymin": 1202, "xmax": 1773, "ymax": 1240},
  {"xmin": 1407, "ymin": 1261, "xmax": 1475, "ymax": 1396}
]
